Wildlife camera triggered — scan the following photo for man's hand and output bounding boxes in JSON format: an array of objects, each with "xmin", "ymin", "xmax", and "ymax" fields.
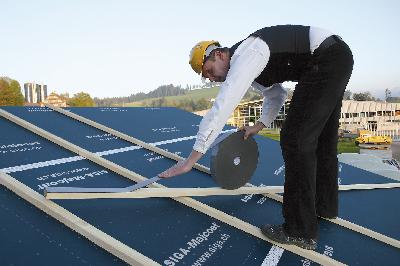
[
  {"xmin": 239, "ymin": 121, "xmax": 265, "ymax": 140},
  {"xmin": 158, "ymin": 159, "xmax": 193, "ymax": 178},
  {"xmin": 158, "ymin": 150, "xmax": 203, "ymax": 178}
]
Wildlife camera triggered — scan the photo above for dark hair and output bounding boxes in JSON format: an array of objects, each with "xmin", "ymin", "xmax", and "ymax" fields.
[{"xmin": 204, "ymin": 47, "xmax": 229, "ymax": 62}]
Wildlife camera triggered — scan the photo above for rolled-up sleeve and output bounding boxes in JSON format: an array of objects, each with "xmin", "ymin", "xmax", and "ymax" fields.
[
  {"xmin": 254, "ymin": 83, "xmax": 288, "ymax": 127},
  {"xmin": 193, "ymin": 37, "xmax": 269, "ymax": 154}
]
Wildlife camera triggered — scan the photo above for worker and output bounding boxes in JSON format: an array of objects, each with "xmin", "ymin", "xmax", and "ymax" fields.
[{"xmin": 159, "ymin": 25, "xmax": 353, "ymax": 250}]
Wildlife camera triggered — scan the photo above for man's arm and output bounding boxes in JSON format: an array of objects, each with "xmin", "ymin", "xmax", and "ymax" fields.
[
  {"xmin": 239, "ymin": 83, "xmax": 287, "ymax": 140},
  {"xmin": 157, "ymin": 150, "xmax": 203, "ymax": 178},
  {"xmin": 158, "ymin": 37, "xmax": 270, "ymax": 178},
  {"xmin": 254, "ymin": 83, "xmax": 288, "ymax": 128},
  {"xmin": 193, "ymin": 37, "xmax": 270, "ymax": 154}
]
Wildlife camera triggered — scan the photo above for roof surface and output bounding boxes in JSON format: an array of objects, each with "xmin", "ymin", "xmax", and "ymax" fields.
[{"xmin": 0, "ymin": 106, "xmax": 399, "ymax": 265}]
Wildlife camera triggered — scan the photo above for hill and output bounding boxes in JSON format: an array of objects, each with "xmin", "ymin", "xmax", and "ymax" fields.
[
  {"xmin": 124, "ymin": 86, "xmax": 262, "ymax": 111},
  {"xmin": 124, "ymin": 86, "xmax": 220, "ymax": 107},
  {"xmin": 94, "ymin": 84, "xmax": 187, "ymax": 107}
]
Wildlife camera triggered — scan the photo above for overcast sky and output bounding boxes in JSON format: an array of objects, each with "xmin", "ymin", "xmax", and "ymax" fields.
[{"xmin": 1, "ymin": 0, "xmax": 399, "ymax": 98}]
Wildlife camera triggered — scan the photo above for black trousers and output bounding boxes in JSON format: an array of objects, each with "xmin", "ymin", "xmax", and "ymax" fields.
[{"xmin": 280, "ymin": 37, "xmax": 354, "ymax": 239}]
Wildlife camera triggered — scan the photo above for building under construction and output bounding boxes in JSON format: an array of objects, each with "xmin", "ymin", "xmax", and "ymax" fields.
[
  {"xmin": 227, "ymin": 99, "xmax": 291, "ymax": 130},
  {"xmin": 226, "ymin": 99, "xmax": 400, "ymax": 140}
]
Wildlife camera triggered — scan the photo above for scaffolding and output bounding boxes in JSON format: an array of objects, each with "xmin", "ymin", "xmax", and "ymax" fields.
[{"xmin": 228, "ymin": 99, "xmax": 291, "ymax": 130}]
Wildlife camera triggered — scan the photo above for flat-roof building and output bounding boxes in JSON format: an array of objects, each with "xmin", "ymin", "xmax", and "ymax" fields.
[{"xmin": 24, "ymin": 82, "xmax": 47, "ymax": 104}]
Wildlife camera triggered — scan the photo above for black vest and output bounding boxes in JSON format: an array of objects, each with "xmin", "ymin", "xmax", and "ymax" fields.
[{"xmin": 230, "ymin": 25, "xmax": 312, "ymax": 87}]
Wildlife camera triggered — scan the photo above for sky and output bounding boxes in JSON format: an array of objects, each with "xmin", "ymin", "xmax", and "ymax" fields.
[{"xmin": 1, "ymin": 0, "xmax": 399, "ymax": 99}]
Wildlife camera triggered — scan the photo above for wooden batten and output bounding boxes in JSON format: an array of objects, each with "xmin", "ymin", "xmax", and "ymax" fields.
[
  {"xmin": 255, "ymin": 186, "xmax": 400, "ymax": 249},
  {"xmin": 45, "ymin": 104, "xmax": 400, "ymax": 253},
  {"xmin": 44, "ymin": 104, "xmax": 211, "ymax": 173},
  {"xmin": 0, "ymin": 107, "xmax": 345, "ymax": 266},
  {"xmin": 45, "ymin": 186, "xmax": 285, "ymax": 199},
  {"xmin": 0, "ymin": 171, "xmax": 160, "ymax": 266}
]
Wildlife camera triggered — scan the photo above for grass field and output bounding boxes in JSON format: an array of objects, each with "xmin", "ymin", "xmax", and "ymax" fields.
[
  {"xmin": 337, "ymin": 138, "xmax": 361, "ymax": 153},
  {"xmin": 258, "ymin": 129, "xmax": 281, "ymax": 141},
  {"xmin": 123, "ymin": 86, "xmax": 261, "ymax": 107},
  {"xmin": 124, "ymin": 87, "xmax": 222, "ymax": 107},
  {"xmin": 258, "ymin": 130, "xmax": 360, "ymax": 154}
]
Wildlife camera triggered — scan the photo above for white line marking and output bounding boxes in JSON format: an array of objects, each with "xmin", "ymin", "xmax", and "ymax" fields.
[
  {"xmin": 261, "ymin": 245, "xmax": 284, "ymax": 266},
  {"xmin": 1, "ymin": 156, "xmax": 84, "ymax": 173},
  {"xmin": 0, "ymin": 130, "xmax": 235, "ymax": 174}
]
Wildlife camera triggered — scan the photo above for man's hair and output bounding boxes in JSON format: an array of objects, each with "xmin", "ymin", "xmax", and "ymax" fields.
[{"xmin": 204, "ymin": 47, "xmax": 229, "ymax": 62}]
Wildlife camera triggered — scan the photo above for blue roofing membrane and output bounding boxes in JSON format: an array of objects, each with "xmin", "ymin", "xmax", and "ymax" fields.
[{"xmin": 0, "ymin": 106, "xmax": 399, "ymax": 265}]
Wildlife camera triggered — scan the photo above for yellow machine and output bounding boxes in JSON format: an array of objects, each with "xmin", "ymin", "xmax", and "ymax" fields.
[{"xmin": 355, "ymin": 130, "xmax": 392, "ymax": 145}]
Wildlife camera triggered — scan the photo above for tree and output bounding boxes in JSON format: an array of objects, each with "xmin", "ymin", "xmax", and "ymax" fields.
[
  {"xmin": 385, "ymin": 88, "xmax": 392, "ymax": 101},
  {"xmin": 343, "ymin": 90, "xmax": 352, "ymax": 100},
  {"xmin": 0, "ymin": 77, "xmax": 24, "ymax": 106},
  {"xmin": 387, "ymin": 97, "xmax": 400, "ymax": 103},
  {"xmin": 352, "ymin": 91, "xmax": 375, "ymax": 101},
  {"xmin": 59, "ymin": 92, "xmax": 70, "ymax": 99},
  {"xmin": 194, "ymin": 98, "xmax": 211, "ymax": 111},
  {"xmin": 249, "ymin": 94, "xmax": 263, "ymax": 101},
  {"xmin": 93, "ymin": 84, "xmax": 187, "ymax": 107},
  {"xmin": 67, "ymin": 92, "xmax": 95, "ymax": 107}
]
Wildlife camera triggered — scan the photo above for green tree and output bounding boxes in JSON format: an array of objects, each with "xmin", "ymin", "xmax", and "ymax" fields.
[
  {"xmin": 67, "ymin": 92, "xmax": 95, "ymax": 107},
  {"xmin": 195, "ymin": 98, "xmax": 211, "ymax": 111},
  {"xmin": 387, "ymin": 97, "xmax": 400, "ymax": 103},
  {"xmin": 352, "ymin": 91, "xmax": 375, "ymax": 101},
  {"xmin": 385, "ymin": 88, "xmax": 392, "ymax": 101},
  {"xmin": 343, "ymin": 90, "xmax": 352, "ymax": 100},
  {"xmin": 59, "ymin": 92, "xmax": 70, "ymax": 99},
  {"xmin": 0, "ymin": 78, "xmax": 24, "ymax": 106},
  {"xmin": 249, "ymin": 94, "xmax": 263, "ymax": 101}
]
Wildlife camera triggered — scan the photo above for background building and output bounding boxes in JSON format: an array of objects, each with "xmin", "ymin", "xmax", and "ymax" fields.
[
  {"xmin": 340, "ymin": 100, "xmax": 400, "ymax": 140},
  {"xmin": 42, "ymin": 92, "xmax": 68, "ymax": 107},
  {"xmin": 227, "ymin": 99, "xmax": 291, "ymax": 130},
  {"xmin": 24, "ymin": 82, "xmax": 48, "ymax": 103},
  {"xmin": 194, "ymin": 99, "xmax": 400, "ymax": 141}
]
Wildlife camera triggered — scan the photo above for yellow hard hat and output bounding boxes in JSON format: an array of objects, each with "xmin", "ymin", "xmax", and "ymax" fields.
[{"xmin": 189, "ymin": 40, "xmax": 221, "ymax": 75}]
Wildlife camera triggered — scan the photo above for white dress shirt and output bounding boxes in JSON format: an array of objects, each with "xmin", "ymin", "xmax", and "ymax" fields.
[{"xmin": 193, "ymin": 27, "xmax": 333, "ymax": 154}]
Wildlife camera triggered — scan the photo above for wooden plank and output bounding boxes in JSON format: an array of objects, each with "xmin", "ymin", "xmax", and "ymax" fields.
[
  {"xmin": 45, "ymin": 104, "xmax": 400, "ymax": 251},
  {"xmin": 45, "ymin": 186, "xmax": 285, "ymax": 200},
  {"xmin": 0, "ymin": 109, "xmax": 150, "ymax": 185},
  {"xmin": 338, "ymin": 183, "xmax": 400, "ymax": 190},
  {"xmin": 332, "ymin": 217, "xmax": 400, "ymax": 249},
  {"xmin": 171, "ymin": 195, "xmax": 346, "ymax": 266},
  {"xmin": 45, "ymin": 183, "xmax": 400, "ymax": 199},
  {"xmin": 0, "ymin": 108, "xmax": 345, "ymax": 266},
  {"xmin": 45, "ymin": 104, "xmax": 400, "ymax": 252},
  {"xmin": 46, "ymin": 183, "xmax": 400, "ymax": 200},
  {"xmin": 46, "ymin": 104, "xmax": 399, "ymax": 193},
  {"xmin": 0, "ymin": 171, "xmax": 160, "ymax": 266},
  {"xmin": 257, "ymin": 188, "xmax": 400, "ymax": 249},
  {"xmin": 44, "ymin": 104, "xmax": 211, "ymax": 173}
]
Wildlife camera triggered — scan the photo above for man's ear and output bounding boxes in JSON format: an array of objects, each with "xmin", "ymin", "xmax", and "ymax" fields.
[
  {"xmin": 218, "ymin": 50, "xmax": 229, "ymax": 62},
  {"xmin": 215, "ymin": 50, "xmax": 223, "ymax": 60}
]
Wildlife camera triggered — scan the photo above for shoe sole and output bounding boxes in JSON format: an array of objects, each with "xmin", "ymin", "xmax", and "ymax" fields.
[{"xmin": 261, "ymin": 228, "xmax": 317, "ymax": 250}]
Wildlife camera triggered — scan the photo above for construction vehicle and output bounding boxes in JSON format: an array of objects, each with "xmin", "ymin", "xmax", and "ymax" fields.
[{"xmin": 354, "ymin": 130, "xmax": 392, "ymax": 145}]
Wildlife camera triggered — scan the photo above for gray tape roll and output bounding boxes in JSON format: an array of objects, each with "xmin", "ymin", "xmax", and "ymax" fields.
[{"xmin": 210, "ymin": 131, "xmax": 259, "ymax": 190}]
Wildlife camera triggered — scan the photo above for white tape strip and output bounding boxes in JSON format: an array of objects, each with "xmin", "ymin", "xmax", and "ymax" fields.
[
  {"xmin": 1, "ymin": 156, "xmax": 84, "ymax": 173},
  {"xmin": 0, "ymin": 129, "xmax": 235, "ymax": 174},
  {"xmin": 261, "ymin": 245, "xmax": 285, "ymax": 266}
]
